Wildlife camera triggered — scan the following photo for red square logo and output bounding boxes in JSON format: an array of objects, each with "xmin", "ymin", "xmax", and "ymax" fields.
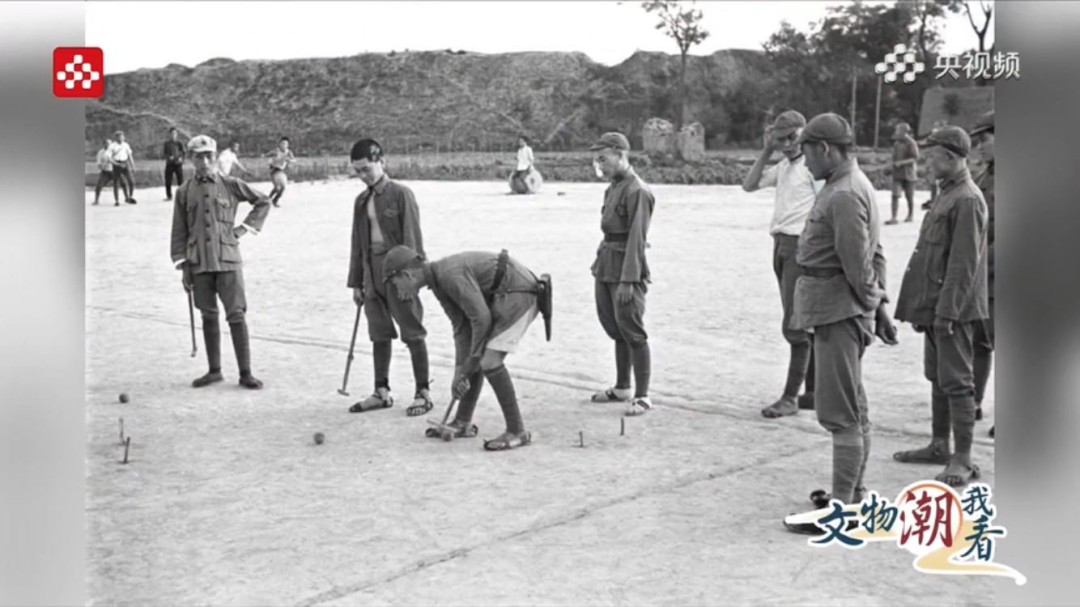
[{"xmin": 53, "ymin": 47, "xmax": 104, "ymax": 98}]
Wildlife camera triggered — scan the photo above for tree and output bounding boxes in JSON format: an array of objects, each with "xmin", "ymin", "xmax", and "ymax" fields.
[
  {"xmin": 642, "ymin": 1, "xmax": 710, "ymax": 132},
  {"xmin": 958, "ymin": 0, "xmax": 993, "ymax": 53}
]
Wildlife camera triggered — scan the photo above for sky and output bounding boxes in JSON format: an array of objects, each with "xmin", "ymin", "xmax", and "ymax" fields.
[{"xmin": 87, "ymin": 0, "xmax": 994, "ymax": 75}]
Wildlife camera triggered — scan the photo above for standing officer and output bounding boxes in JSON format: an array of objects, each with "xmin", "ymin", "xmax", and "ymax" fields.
[
  {"xmin": 742, "ymin": 110, "xmax": 824, "ymax": 418},
  {"xmin": 171, "ymin": 135, "xmax": 271, "ymax": 389},
  {"xmin": 781, "ymin": 114, "xmax": 898, "ymax": 535},
  {"xmin": 886, "ymin": 122, "xmax": 920, "ymax": 225},
  {"xmin": 892, "ymin": 126, "xmax": 988, "ymax": 487},
  {"xmin": 969, "ymin": 111, "xmax": 995, "ymax": 437},
  {"xmin": 346, "ymin": 139, "xmax": 433, "ymax": 417},
  {"xmin": 383, "ymin": 245, "xmax": 551, "ymax": 450},
  {"xmin": 163, "ymin": 126, "xmax": 186, "ymax": 201},
  {"xmin": 587, "ymin": 132, "xmax": 656, "ymax": 417}
]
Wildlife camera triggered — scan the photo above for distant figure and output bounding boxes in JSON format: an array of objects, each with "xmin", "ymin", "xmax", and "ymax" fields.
[
  {"xmin": 886, "ymin": 122, "xmax": 919, "ymax": 224},
  {"xmin": 92, "ymin": 137, "xmax": 118, "ymax": 206},
  {"xmin": 509, "ymin": 136, "xmax": 542, "ymax": 194},
  {"xmin": 110, "ymin": 130, "xmax": 137, "ymax": 204},
  {"xmin": 264, "ymin": 136, "xmax": 296, "ymax": 207},
  {"xmin": 923, "ymin": 120, "xmax": 949, "ymax": 210},
  {"xmin": 216, "ymin": 141, "xmax": 251, "ymax": 178},
  {"xmin": 163, "ymin": 126, "xmax": 186, "ymax": 201}
]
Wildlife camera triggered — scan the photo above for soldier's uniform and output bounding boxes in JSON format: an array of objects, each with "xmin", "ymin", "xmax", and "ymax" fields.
[
  {"xmin": 383, "ymin": 247, "xmax": 549, "ymax": 450},
  {"xmin": 170, "ymin": 135, "xmax": 271, "ymax": 388},
  {"xmin": 894, "ymin": 127, "xmax": 989, "ymax": 484},
  {"xmin": 789, "ymin": 114, "xmax": 887, "ymax": 508},
  {"xmin": 346, "ymin": 172, "xmax": 430, "ymax": 411},
  {"xmin": 588, "ymin": 132, "xmax": 655, "ymax": 415},
  {"xmin": 970, "ymin": 112, "xmax": 995, "ymax": 428}
]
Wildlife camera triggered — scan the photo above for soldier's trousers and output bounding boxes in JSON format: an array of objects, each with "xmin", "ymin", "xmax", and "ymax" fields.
[
  {"xmin": 193, "ymin": 269, "xmax": 247, "ymax": 324},
  {"xmin": 595, "ymin": 279, "xmax": 648, "ymax": 345},
  {"xmin": 923, "ymin": 321, "xmax": 980, "ymax": 454},
  {"xmin": 813, "ymin": 316, "xmax": 872, "ymax": 435},
  {"xmin": 774, "ymin": 234, "xmax": 814, "ymax": 398}
]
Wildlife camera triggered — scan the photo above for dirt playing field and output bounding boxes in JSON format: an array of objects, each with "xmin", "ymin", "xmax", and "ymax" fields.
[{"xmin": 85, "ymin": 177, "xmax": 995, "ymax": 606}]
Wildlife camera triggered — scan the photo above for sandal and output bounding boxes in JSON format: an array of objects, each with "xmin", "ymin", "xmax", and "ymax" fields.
[
  {"xmin": 348, "ymin": 390, "xmax": 393, "ymax": 413},
  {"xmin": 936, "ymin": 462, "xmax": 981, "ymax": 488},
  {"xmin": 591, "ymin": 387, "xmax": 630, "ymax": 403},
  {"xmin": 483, "ymin": 430, "xmax": 532, "ymax": 451},
  {"xmin": 892, "ymin": 443, "xmax": 950, "ymax": 465},
  {"xmin": 425, "ymin": 420, "xmax": 478, "ymax": 439},
  {"xmin": 406, "ymin": 390, "xmax": 434, "ymax": 417},
  {"xmin": 625, "ymin": 397, "xmax": 652, "ymax": 417},
  {"xmin": 762, "ymin": 397, "xmax": 798, "ymax": 419}
]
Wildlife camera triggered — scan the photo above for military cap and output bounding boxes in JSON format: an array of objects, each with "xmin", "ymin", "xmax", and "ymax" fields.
[
  {"xmin": 770, "ymin": 110, "xmax": 807, "ymax": 137},
  {"xmin": 588, "ymin": 132, "xmax": 631, "ymax": 152},
  {"xmin": 796, "ymin": 113, "xmax": 854, "ymax": 146},
  {"xmin": 919, "ymin": 125, "xmax": 971, "ymax": 157},
  {"xmin": 382, "ymin": 245, "xmax": 423, "ymax": 283},
  {"xmin": 969, "ymin": 111, "xmax": 995, "ymax": 136},
  {"xmin": 188, "ymin": 135, "xmax": 217, "ymax": 154}
]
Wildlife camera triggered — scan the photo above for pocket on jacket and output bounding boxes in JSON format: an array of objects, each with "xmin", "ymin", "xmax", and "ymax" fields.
[
  {"xmin": 923, "ymin": 213, "xmax": 949, "ymax": 244},
  {"xmin": 383, "ymin": 207, "xmax": 400, "ymax": 219},
  {"xmin": 220, "ymin": 233, "xmax": 241, "ymax": 263}
]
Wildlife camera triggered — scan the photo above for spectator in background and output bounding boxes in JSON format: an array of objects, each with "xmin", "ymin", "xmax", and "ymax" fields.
[
  {"xmin": 110, "ymin": 130, "xmax": 137, "ymax": 204},
  {"xmin": 886, "ymin": 122, "xmax": 918, "ymax": 224},
  {"xmin": 92, "ymin": 137, "xmax": 118, "ymax": 206},
  {"xmin": 217, "ymin": 141, "xmax": 251, "ymax": 178},
  {"xmin": 163, "ymin": 126, "xmax": 186, "ymax": 201}
]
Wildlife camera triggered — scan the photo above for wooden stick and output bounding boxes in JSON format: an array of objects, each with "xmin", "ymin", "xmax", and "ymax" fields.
[
  {"xmin": 122, "ymin": 436, "xmax": 131, "ymax": 464},
  {"xmin": 621, "ymin": 417, "xmax": 625, "ymax": 436},
  {"xmin": 579, "ymin": 431, "xmax": 584, "ymax": 448},
  {"xmin": 119, "ymin": 418, "xmax": 124, "ymax": 444}
]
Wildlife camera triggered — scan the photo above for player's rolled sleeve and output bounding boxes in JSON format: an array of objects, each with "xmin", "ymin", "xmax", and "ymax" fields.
[
  {"xmin": 227, "ymin": 178, "xmax": 271, "ymax": 233},
  {"xmin": 937, "ymin": 197, "xmax": 986, "ymax": 321},
  {"xmin": 443, "ymin": 272, "xmax": 492, "ymax": 361},
  {"xmin": 832, "ymin": 193, "xmax": 883, "ymax": 311}
]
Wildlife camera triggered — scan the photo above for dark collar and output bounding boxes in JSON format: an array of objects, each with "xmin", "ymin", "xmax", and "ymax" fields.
[
  {"xmin": 611, "ymin": 166, "xmax": 634, "ymax": 183},
  {"xmin": 370, "ymin": 175, "xmax": 390, "ymax": 195}
]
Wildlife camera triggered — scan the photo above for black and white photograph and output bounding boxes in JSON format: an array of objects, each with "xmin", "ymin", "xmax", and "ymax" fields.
[{"xmin": 82, "ymin": 1, "xmax": 1000, "ymax": 604}]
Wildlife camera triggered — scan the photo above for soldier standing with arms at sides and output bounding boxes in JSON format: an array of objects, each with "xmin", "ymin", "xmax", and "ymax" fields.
[
  {"xmin": 892, "ymin": 126, "xmax": 989, "ymax": 487},
  {"xmin": 587, "ymin": 132, "xmax": 656, "ymax": 417},
  {"xmin": 346, "ymin": 139, "xmax": 433, "ymax": 417},
  {"xmin": 171, "ymin": 135, "xmax": 272, "ymax": 389}
]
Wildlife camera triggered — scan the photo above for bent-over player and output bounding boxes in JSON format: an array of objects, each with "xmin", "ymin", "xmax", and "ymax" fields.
[
  {"xmin": 587, "ymin": 132, "xmax": 656, "ymax": 416},
  {"xmin": 171, "ymin": 135, "xmax": 271, "ymax": 389},
  {"xmin": 383, "ymin": 246, "xmax": 551, "ymax": 451}
]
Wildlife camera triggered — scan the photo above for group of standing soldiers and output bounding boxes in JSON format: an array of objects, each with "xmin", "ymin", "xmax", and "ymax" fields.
[
  {"xmin": 742, "ymin": 110, "xmax": 994, "ymax": 535},
  {"xmin": 166, "ymin": 109, "xmax": 993, "ymax": 520},
  {"xmin": 169, "ymin": 131, "xmax": 653, "ymax": 452}
]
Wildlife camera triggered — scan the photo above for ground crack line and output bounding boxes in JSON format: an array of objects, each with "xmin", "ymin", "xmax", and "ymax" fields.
[
  {"xmin": 293, "ymin": 442, "xmax": 824, "ymax": 607},
  {"xmin": 87, "ymin": 305, "xmax": 994, "ymax": 447}
]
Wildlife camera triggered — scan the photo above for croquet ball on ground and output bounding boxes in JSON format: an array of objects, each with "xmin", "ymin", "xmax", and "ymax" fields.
[
  {"xmin": 119, "ymin": 393, "xmax": 129, "ymax": 403},
  {"xmin": 314, "ymin": 432, "xmax": 325, "ymax": 445}
]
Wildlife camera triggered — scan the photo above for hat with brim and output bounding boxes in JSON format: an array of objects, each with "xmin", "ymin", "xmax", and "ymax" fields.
[
  {"xmin": 918, "ymin": 126, "xmax": 971, "ymax": 157},
  {"xmin": 188, "ymin": 135, "xmax": 217, "ymax": 154},
  {"xmin": 589, "ymin": 132, "xmax": 630, "ymax": 152},
  {"xmin": 770, "ymin": 110, "xmax": 807, "ymax": 138},
  {"xmin": 382, "ymin": 245, "xmax": 423, "ymax": 283},
  {"xmin": 796, "ymin": 113, "xmax": 855, "ymax": 146}
]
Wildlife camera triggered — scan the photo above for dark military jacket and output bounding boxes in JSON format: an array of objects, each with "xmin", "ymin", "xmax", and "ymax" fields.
[{"xmin": 171, "ymin": 173, "xmax": 270, "ymax": 274}]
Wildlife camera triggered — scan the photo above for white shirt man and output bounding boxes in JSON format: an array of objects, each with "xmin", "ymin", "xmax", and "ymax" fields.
[
  {"xmin": 110, "ymin": 139, "xmax": 133, "ymax": 165},
  {"xmin": 759, "ymin": 154, "xmax": 822, "ymax": 236},
  {"xmin": 516, "ymin": 142, "xmax": 534, "ymax": 172}
]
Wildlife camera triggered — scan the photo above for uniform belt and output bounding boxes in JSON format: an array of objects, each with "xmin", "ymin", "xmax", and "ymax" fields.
[
  {"xmin": 799, "ymin": 265, "xmax": 843, "ymax": 279},
  {"xmin": 604, "ymin": 233, "xmax": 629, "ymax": 243}
]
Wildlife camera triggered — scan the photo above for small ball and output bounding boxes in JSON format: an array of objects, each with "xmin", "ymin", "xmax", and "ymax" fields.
[
  {"xmin": 314, "ymin": 432, "xmax": 325, "ymax": 445},
  {"xmin": 118, "ymin": 393, "xmax": 129, "ymax": 404}
]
